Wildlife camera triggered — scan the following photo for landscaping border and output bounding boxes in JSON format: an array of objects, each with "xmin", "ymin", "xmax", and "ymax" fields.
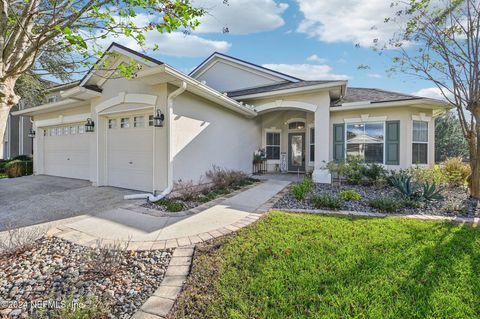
[
  {"xmin": 279, "ymin": 208, "xmax": 480, "ymax": 224},
  {"xmin": 131, "ymin": 246, "xmax": 195, "ymax": 319}
]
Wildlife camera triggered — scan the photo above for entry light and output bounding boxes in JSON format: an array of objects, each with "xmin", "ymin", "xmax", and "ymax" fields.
[
  {"xmin": 85, "ymin": 118, "xmax": 95, "ymax": 132},
  {"xmin": 153, "ymin": 109, "xmax": 165, "ymax": 127},
  {"xmin": 28, "ymin": 129, "xmax": 36, "ymax": 138}
]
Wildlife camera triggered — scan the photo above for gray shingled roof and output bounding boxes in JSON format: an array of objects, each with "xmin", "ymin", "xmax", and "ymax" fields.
[
  {"xmin": 334, "ymin": 87, "xmax": 422, "ymax": 105},
  {"xmin": 226, "ymin": 81, "xmax": 339, "ymax": 97}
]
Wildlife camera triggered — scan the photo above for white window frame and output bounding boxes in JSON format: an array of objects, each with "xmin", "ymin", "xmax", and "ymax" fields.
[
  {"xmin": 345, "ymin": 121, "xmax": 386, "ymax": 164},
  {"xmin": 134, "ymin": 116, "xmax": 145, "ymax": 128},
  {"xmin": 264, "ymin": 128, "xmax": 281, "ymax": 163},
  {"xmin": 120, "ymin": 117, "xmax": 130, "ymax": 129},
  {"xmin": 412, "ymin": 120, "xmax": 429, "ymax": 165},
  {"xmin": 108, "ymin": 119, "xmax": 117, "ymax": 129}
]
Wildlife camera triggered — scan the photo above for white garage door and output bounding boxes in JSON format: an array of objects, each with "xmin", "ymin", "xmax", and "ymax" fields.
[
  {"xmin": 44, "ymin": 124, "xmax": 90, "ymax": 180},
  {"xmin": 106, "ymin": 115, "xmax": 153, "ymax": 192}
]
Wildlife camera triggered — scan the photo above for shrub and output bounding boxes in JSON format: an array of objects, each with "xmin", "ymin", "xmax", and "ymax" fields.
[
  {"xmin": 154, "ymin": 198, "xmax": 185, "ymax": 212},
  {"xmin": 5, "ymin": 159, "xmax": 33, "ymax": 178},
  {"xmin": 338, "ymin": 189, "xmax": 362, "ymax": 201},
  {"xmin": 407, "ymin": 165, "xmax": 446, "ymax": 185},
  {"xmin": 362, "ymin": 163, "xmax": 387, "ymax": 184},
  {"xmin": 312, "ymin": 194, "xmax": 343, "ymax": 210},
  {"xmin": 442, "ymin": 157, "xmax": 470, "ymax": 187},
  {"xmin": 173, "ymin": 179, "xmax": 210, "ymax": 201},
  {"xmin": 325, "ymin": 156, "xmax": 386, "ymax": 185},
  {"xmin": 290, "ymin": 178, "xmax": 313, "ymax": 200},
  {"xmin": 12, "ymin": 154, "xmax": 31, "ymax": 161},
  {"xmin": 88, "ymin": 239, "xmax": 130, "ymax": 277},
  {"xmin": 369, "ymin": 198, "xmax": 403, "ymax": 212},
  {"xmin": 401, "ymin": 198, "xmax": 423, "ymax": 209},
  {"xmin": 0, "ymin": 224, "xmax": 45, "ymax": 257},
  {"xmin": 205, "ymin": 165, "xmax": 250, "ymax": 189}
]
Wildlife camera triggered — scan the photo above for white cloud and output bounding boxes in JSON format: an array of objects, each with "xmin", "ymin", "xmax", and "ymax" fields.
[
  {"xmin": 306, "ymin": 54, "xmax": 327, "ymax": 63},
  {"xmin": 296, "ymin": 0, "xmax": 401, "ymax": 47},
  {"xmin": 368, "ymin": 73, "xmax": 382, "ymax": 79},
  {"xmin": 194, "ymin": 0, "xmax": 288, "ymax": 35},
  {"xmin": 412, "ymin": 87, "xmax": 453, "ymax": 100},
  {"xmin": 97, "ymin": 31, "xmax": 231, "ymax": 57},
  {"xmin": 262, "ymin": 63, "xmax": 350, "ymax": 80}
]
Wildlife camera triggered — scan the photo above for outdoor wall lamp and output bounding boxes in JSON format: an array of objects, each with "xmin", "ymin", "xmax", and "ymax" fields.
[
  {"xmin": 85, "ymin": 118, "xmax": 95, "ymax": 132},
  {"xmin": 28, "ymin": 128, "xmax": 36, "ymax": 138},
  {"xmin": 153, "ymin": 109, "xmax": 165, "ymax": 127}
]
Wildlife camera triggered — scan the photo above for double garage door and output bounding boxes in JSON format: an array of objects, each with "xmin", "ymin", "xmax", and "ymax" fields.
[{"xmin": 42, "ymin": 114, "xmax": 153, "ymax": 192}]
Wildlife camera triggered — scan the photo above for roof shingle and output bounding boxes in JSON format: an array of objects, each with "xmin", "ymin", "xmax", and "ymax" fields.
[{"xmin": 334, "ymin": 87, "xmax": 422, "ymax": 105}]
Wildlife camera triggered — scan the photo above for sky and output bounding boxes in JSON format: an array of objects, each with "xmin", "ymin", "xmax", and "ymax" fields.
[{"xmin": 92, "ymin": 0, "xmax": 445, "ymax": 100}]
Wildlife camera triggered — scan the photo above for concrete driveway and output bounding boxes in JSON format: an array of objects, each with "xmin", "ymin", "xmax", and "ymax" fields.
[{"xmin": 0, "ymin": 175, "xmax": 140, "ymax": 231}]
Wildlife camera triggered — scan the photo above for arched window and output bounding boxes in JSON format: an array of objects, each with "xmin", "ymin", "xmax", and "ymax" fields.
[{"xmin": 288, "ymin": 121, "xmax": 305, "ymax": 130}]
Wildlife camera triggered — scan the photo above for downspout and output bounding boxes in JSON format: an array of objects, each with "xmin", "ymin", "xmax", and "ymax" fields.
[{"xmin": 125, "ymin": 81, "xmax": 187, "ymax": 201}]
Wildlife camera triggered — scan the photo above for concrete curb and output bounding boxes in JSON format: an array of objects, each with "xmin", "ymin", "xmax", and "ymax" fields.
[{"xmin": 130, "ymin": 246, "xmax": 195, "ymax": 319}]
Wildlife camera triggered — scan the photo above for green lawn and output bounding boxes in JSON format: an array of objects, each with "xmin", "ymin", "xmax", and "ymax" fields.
[{"xmin": 173, "ymin": 211, "xmax": 480, "ymax": 319}]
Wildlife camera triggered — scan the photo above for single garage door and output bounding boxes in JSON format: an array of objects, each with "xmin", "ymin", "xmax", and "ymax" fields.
[
  {"xmin": 106, "ymin": 114, "xmax": 153, "ymax": 192},
  {"xmin": 44, "ymin": 124, "xmax": 90, "ymax": 180}
]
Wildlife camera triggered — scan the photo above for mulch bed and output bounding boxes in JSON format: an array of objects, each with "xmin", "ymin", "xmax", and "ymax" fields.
[
  {"xmin": 0, "ymin": 237, "xmax": 172, "ymax": 319},
  {"xmin": 274, "ymin": 183, "xmax": 480, "ymax": 217}
]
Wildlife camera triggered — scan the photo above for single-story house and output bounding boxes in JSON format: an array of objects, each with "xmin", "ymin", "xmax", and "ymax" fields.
[{"xmin": 13, "ymin": 43, "xmax": 449, "ymax": 193}]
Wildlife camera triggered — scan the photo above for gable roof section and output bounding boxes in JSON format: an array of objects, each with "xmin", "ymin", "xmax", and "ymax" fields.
[
  {"xmin": 227, "ymin": 81, "xmax": 341, "ymax": 98},
  {"xmin": 334, "ymin": 87, "xmax": 425, "ymax": 106},
  {"xmin": 80, "ymin": 42, "xmax": 164, "ymax": 88},
  {"xmin": 190, "ymin": 52, "xmax": 302, "ymax": 83}
]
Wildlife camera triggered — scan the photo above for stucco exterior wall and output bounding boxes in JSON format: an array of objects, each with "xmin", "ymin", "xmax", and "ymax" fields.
[{"xmin": 171, "ymin": 90, "xmax": 261, "ymax": 183}]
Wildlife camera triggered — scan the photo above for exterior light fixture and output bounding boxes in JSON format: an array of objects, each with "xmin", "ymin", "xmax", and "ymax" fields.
[
  {"xmin": 28, "ymin": 128, "xmax": 36, "ymax": 138},
  {"xmin": 85, "ymin": 118, "xmax": 95, "ymax": 132},
  {"xmin": 153, "ymin": 109, "xmax": 165, "ymax": 127}
]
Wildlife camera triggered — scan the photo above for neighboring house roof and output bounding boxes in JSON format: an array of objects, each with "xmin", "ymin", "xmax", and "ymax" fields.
[
  {"xmin": 226, "ymin": 81, "xmax": 340, "ymax": 98},
  {"xmin": 334, "ymin": 87, "xmax": 424, "ymax": 105},
  {"xmin": 189, "ymin": 51, "xmax": 302, "ymax": 83}
]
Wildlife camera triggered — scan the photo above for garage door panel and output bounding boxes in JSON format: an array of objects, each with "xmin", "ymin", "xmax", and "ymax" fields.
[
  {"xmin": 107, "ymin": 124, "xmax": 153, "ymax": 192},
  {"xmin": 43, "ymin": 127, "xmax": 90, "ymax": 180}
]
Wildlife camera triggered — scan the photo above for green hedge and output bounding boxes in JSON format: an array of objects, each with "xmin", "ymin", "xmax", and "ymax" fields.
[{"xmin": 4, "ymin": 160, "xmax": 33, "ymax": 178}]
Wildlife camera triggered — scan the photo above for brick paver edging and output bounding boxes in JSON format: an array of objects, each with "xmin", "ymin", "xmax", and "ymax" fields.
[
  {"xmin": 280, "ymin": 208, "xmax": 480, "ymax": 225},
  {"xmin": 131, "ymin": 246, "xmax": 195, "ymax": 319},
  {"xmin": 48, "ymin": 213, "xmax": 262, "ymax": 251}
]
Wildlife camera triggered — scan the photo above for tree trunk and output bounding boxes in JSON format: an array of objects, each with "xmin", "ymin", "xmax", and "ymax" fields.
[{"xmin": 0, "ymin": 77, "xmax": 20, "ymax": 159}]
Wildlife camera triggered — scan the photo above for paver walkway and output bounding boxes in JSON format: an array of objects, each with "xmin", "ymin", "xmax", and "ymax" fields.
[{"xmin": 50, "ymin": 180, "xmax": 290, "ymax": 250}]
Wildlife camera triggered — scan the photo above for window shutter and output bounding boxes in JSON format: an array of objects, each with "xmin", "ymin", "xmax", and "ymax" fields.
[
  {"xmin": 385, "ymin": 121, "xmax": 400, "ymax": 165},
  {"xmin": 333, "ymin": 124, "xmax": 345, "ymax": 162}
]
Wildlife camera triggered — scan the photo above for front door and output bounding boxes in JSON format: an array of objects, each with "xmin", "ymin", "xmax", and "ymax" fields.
[{"xmin": 288, "ymin": 132, "xmax": 305, "ymax": 172}]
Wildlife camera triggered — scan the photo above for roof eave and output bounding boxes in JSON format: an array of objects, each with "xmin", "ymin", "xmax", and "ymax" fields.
[
  {"xmin": 331, "ymin": 98, "xmax": 451, "ymax": 112},
  {"xmin": 136, "ymin": 65, "xmax": 257, "ymax": 117},
  {"xmin": 12, "ymin": 99, "xmax": 89, "ymax": 116},
  {"xmin": 231, "ymin": 81, "xmax": 348, "ymax": 100}
]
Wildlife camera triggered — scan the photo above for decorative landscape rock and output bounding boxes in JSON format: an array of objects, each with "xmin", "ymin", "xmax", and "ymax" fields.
[
  {"xmin": 275, "ymin": 183, "xmax": 480, "ymax": 217},
  {"xmin": 0, "ymin": 237, "xmax": 172, "ymax": 318}
]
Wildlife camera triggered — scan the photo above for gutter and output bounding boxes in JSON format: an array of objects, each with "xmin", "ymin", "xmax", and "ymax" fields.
[{"xmin": 124, "ymin": 81, "xmax": 187, "ymax": 201}]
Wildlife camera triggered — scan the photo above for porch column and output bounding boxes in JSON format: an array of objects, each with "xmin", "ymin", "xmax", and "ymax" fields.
[{"xmin": 312, "ymin": 96, "xmax": 331, "ymax": 183}]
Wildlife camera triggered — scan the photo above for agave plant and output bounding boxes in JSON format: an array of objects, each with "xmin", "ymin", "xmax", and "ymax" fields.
[
  {"xmin": 389, "ymin": 174, "xmax": 421, "ymax": 200},
  {"xmin": 421, "ymin": 182, "xmax": 443, "ymax": 201}
]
